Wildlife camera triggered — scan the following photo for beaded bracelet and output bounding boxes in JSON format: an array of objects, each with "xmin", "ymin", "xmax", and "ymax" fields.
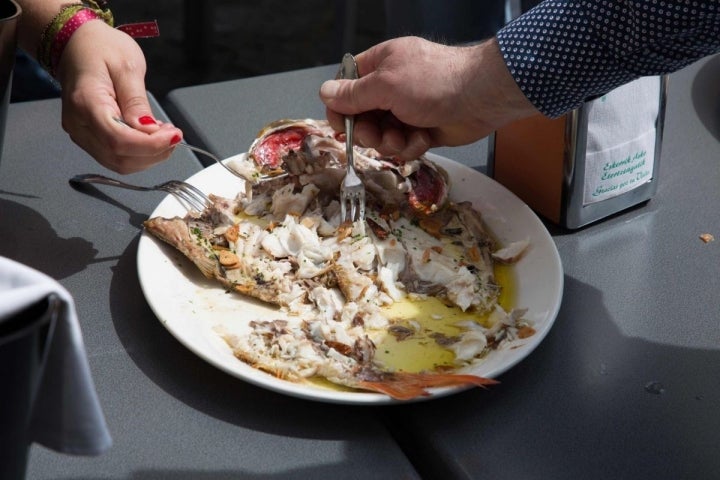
[{"xmin": 37, "ymin": 0, "xmax": 159, "ymax": 78}]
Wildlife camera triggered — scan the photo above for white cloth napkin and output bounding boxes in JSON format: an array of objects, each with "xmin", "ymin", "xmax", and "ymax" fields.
[{"xmin": 0, "ymin": 256, "xmax": 112, "ymax": 455}]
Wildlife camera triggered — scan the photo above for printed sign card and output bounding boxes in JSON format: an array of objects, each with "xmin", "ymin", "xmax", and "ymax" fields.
[{"xmin": 582, "ymin": 76, "xmax": 660, "ymax": 206}]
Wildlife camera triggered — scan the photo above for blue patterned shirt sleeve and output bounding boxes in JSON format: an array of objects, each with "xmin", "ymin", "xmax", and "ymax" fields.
[{"xmin": 496, "ymin": 0, "xmax": 720, "ymax": 117}]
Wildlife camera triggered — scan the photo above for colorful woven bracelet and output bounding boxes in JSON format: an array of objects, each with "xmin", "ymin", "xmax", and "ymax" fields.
[
  {"xmin": 49, "ymin": 8, "xmax": 105, "ymax": 76},
  {"xmin": 38, "ymin": 0, "xmax": 159, "ymax": 78},
  {"xmin": 37, "ymin": 3, "xmax": 86, "ymax": 74}
]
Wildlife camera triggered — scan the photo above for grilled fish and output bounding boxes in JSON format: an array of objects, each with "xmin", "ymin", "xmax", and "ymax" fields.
[{"xmin": 144, "ymin": 119, "xmax": 531, "ymax": 399}]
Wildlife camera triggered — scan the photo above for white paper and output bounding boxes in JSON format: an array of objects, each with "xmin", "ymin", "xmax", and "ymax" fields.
[{"xmin": 582, "ymin": 76, "xmax": 660, "ymax": 205}]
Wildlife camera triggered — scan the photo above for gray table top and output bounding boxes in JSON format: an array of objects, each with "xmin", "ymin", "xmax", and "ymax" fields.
[
  {"xmin": 163, "ymin": 56, "xmax": 720, "ymax": 479},
  {"xmin": 1, "ymin": 97, "xmax": 418, "ymax": 479}
]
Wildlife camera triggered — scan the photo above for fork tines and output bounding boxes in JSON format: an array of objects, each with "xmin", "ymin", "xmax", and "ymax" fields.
[
  {"xmin": 161, "ymin": 181, "xmax": 213, "ymax": 212},
  {"xmin": 340, "ymin": 187, "xmax": 366, "ymax": 223},
  {"xmin": 339, "ymin": 160, "xmax": 366, "ymax": 224}
]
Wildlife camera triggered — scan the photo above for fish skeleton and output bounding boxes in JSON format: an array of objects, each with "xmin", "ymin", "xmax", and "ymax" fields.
[{"xmin": 144, "ymin": 119, "xmax": 532, "ymax": 400}]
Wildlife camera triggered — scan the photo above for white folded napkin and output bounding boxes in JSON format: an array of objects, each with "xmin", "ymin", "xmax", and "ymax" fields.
[
  {"xmin": 582, "ymin": 75, "xmax": 661, "ymax": 205},
  {"xmin": 0, "ymin": 256, "xmax": 112, "ymax": 455}
]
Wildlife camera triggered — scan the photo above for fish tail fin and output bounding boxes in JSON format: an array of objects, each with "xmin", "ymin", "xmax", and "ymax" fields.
[
  {"xmin": 358, "ymin": 372, "xmax": 499, "ymax": 401},
  {"xmin": 144, "ymin": 217, "xmax": 219, "ymax": 279}
]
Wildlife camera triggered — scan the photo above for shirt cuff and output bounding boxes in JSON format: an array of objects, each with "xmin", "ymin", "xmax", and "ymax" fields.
[
  {"xmin": 497, "ymin": 0, "xmax": 720, "ymax": 118},
  {"xmin": 497, "ymin": 1, "xmax": 638, "ymax": 118}
]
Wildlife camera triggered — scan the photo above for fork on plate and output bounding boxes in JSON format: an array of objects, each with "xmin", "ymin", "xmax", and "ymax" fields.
[
  {"xmin": 69, "ymin": 173, "xmax": 212, "ymax": 212},
  {"xmin": 337, "ymin": 53, "xmax": 366, "ymax": 223}
]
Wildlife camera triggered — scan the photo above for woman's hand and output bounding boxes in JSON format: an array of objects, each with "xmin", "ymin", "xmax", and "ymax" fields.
[{"xmin": 56, "ymin": 20, "xmax": 183, "ymax": 173}]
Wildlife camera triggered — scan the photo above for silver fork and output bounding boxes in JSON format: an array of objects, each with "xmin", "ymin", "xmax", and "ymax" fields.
[
  {"xmin": 111, "ymin": 117, "xmax": 265, "ymax": 183},
  {"xmin": 176, "ymin": 141, "xmax": 287, "ymax": 184},
  {"xmin": 173, "ymin": 142, "xmax": 247, "ymax": 181},
  {"xmin": 338, "ymin": 53, "xmax": 366, "ymax": 223},
  {"xmin": 69, "ymin": 173, "xmax": 212, "ymax": 212}
]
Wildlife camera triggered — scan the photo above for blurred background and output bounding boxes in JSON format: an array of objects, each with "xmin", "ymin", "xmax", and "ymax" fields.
[
  {"xmin": 117, "ymin": 0, "xmax": 388, "ymax": 98},
  {"xmin": 13, "ymin": 0, "xmax": 544, "ymax": 103}
]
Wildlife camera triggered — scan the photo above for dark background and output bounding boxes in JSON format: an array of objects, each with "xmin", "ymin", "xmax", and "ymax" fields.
[
  {"xmin": 14, "ymin": 1, "xmax": 536, "ymax": 102},
  {"xmin": 116, "ymin": 0, "xmax": 388, "ymax": 98}
]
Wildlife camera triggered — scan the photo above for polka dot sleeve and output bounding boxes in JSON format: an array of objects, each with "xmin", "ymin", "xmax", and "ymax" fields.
[{"xmin": 496, "ymin": 0, "xmax": 720, "ymax": 118}]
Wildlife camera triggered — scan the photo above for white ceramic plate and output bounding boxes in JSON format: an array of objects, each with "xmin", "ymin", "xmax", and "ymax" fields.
[{"xmin": 137, "ymin": 153, "xmax": 563, "ymax": 404}]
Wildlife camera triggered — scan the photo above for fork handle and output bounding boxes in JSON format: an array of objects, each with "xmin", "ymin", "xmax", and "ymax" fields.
[
  {"xmin": 344, "ymin": 115, "xmax": 355, "ymax": 170},
  {"xmin": 174, "ymin": 142, "xmax": 247, "ymax": 180},
  {"xmin": 69, "ymin": 174, "xmax": 151, "ymax": 192}
]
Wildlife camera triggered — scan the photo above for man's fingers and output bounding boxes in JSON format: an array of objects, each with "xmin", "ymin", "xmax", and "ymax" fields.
[
  {"xmin": 319, "ymin": 72, "xmax": 391, "ymax": 116},
  {"xmin": 324, "ymin": 107, "xmax": 345, "ymax": 134},
  {"xmin": 353, "ymin": 115, "xmax": 383, "ymax": 149},
  {"xmin": 398, "ymin": 128, "xmax": 432, "ymax": 161}
]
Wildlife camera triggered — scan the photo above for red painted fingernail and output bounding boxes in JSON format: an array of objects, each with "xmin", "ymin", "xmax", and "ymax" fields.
[
  {"xmin": 138, "ymin": 115, "xmax": 157, "ymax": 125},
  {"xmin": 170, "ymin": 134, "xmax": 182, "ymax": 146}
]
